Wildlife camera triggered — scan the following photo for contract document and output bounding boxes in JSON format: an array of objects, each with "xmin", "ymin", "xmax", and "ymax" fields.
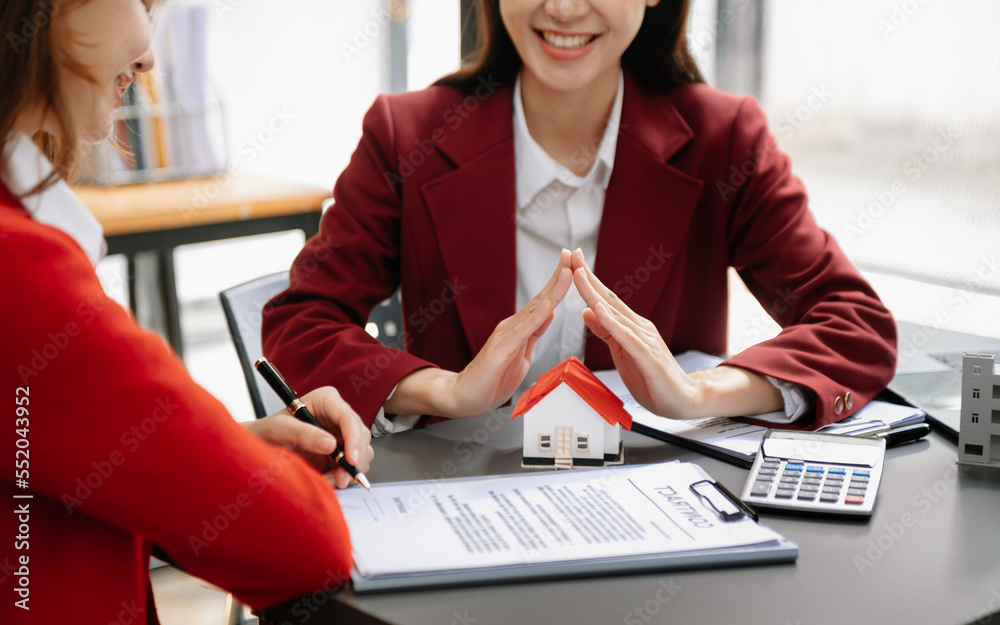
[{"xmin": 338, "ymin": 461, "xmax": 797, "ymax": 592}]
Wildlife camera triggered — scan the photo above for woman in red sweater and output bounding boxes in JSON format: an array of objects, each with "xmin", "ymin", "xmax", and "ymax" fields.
[
  {"xmin": 263, "ymin": 0, "xmax": 897, "ymax": 432},
  {"xmin": 0, "ymin": 1, "xmax": 372, "ymax": 622}
]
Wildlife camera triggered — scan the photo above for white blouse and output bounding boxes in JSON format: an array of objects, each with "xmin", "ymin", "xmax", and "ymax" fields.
[
  {"xmin": 1, "ymin": 133, "xmax": 106, "ymax": 266},
  {"xmin": 378, "ymin": 72, "xmax": 812, "ymax": 434}
]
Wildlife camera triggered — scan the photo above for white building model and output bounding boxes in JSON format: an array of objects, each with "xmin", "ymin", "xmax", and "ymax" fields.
[
  {"xmin": 958, "ymin": 353, "xmax": 1000, "ymax": 467},
  {"xmin": 512, "ymin": 356, "xmax": 632, "ymax": 469}
]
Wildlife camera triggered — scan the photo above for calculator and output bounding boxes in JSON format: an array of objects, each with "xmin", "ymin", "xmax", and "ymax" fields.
[{"xmin": 740, "ymin": 429, "xmax": 886, "ymax": 516}]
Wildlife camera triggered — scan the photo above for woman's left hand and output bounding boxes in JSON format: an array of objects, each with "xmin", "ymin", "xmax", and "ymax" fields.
[
  {"xmin": 570, "ymin": 249, "xmax": 784, "ymax": 420},
  {"xmin": 570, "ymin": 250, "xmax": 705, "ymax": 419}
]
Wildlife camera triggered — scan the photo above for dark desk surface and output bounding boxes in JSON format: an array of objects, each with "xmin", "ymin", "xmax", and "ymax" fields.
[{"xmin": 263, "ymin": 406, "xmax": 1000, "ymax": 625}]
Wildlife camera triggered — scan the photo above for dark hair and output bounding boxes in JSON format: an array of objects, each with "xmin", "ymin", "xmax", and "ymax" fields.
[
  {"xmin": 0, "ymin": 0, "xmax": 92, "ymax": 196},
  {"xmin": 436, "ymin": 0, "xmax": 704, "ymax": 93}
]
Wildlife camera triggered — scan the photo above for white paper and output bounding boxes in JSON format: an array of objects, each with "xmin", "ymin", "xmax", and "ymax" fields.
[
  {"xmin": 594, "ymin": 354, "xmax": 768, "ymax": 462},
  {"xmin": 338, "ymin": 462, "xmax": 783, "ymax": 579},
  {"xmin": 594, "ymin": 351, "xmax": 926, "ymax": 462}
]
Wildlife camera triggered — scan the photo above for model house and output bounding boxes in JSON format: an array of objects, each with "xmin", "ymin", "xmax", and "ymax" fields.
[
  {"xmin": 512, "ymin": 356, "xmax": 632, "ymax": 469},
  {"xmin": 957, "ymin": 353, "xmax": 1000, "ymax": 467}
]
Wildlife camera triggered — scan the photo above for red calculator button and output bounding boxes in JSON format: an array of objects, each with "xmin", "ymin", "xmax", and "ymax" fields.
[{"xmin": 845, "ymin": 495, "xmax": 865, "ymax": 505}]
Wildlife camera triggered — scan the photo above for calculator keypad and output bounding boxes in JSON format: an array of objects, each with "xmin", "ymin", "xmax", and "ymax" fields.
[
  {"xmin": 747, "ymin": 460, "xmax": 873, "ymax": 507},
  {"xmin": 741, "ymin": 432, "xmax": 884, "ymax": 517}
]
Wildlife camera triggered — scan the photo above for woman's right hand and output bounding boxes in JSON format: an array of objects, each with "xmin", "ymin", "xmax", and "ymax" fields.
[
  {"xmin": 243, "ymin": 386, "xmax": 374, "ymax": 488},
  {"xmin": 385, "ymin": 249, "xmax": 573, "ymax": 418}
]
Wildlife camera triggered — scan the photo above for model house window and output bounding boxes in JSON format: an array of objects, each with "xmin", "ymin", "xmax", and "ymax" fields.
[
  {"xmin": 972, "ymin": 388, "xmax": 981, "ymax": 399},
  {"xmin": 539, "ymin": 434, "xmax": 551, "ymax": 451},
  {"xmin": 577, "ymin": 435, "xmax": 589, "ymax": 452},
  {"xmin": 992, "ymin": 410, "xmax": 1000, "ymax": 425},
  {"xmin": 974, "ymin": 364, "xmax": 982, "ymax": 375},
  {"xmin": 965, "ymin": 444, "xmax": 984, "ymax": 457},
  {"xmin": 993, "ymin": 385, "xmax": 1000, "ymax": 400},
  {"xmin": 972, "ymin": 413, "xmax": 980, "ymax": 424}
]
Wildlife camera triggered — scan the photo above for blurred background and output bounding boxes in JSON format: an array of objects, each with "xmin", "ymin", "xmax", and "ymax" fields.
[{"xmin": 92, "ymin": 0, "xmax": 1000, "ymax": 427}]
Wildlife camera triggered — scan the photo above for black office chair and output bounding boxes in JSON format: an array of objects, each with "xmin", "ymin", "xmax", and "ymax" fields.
[
  {"xmin": 220, "ymin": 273, "xmax": 405, "ymax": 419},
  {"xmin": 219, "ymin": 271, "xmax": 291, "ymax": 419},
  {"xmin": 218, "ymin": 275, "xmax": 403, "ymax": 624},
  {"xmin": 367, "ymin": 290, "xmax": 405, "ymax": 349}
]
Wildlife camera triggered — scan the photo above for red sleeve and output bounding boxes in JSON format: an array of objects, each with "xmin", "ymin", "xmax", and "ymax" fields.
[
  {"xmin": 719, "ymin": 96, "xmax": 897, "ymax": 428},
  {"xmin": 3, "ymin": 224, "xmax": 353, "ymax": 610},
  {"xmin": 262, "ymin": 95, "xmax": 434, "ymax": 427}
]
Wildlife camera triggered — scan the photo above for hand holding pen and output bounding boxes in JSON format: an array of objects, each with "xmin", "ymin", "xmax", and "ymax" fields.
[{"xmin": 255, "ymin": 358, "xmax": 374, "ymax": 491}]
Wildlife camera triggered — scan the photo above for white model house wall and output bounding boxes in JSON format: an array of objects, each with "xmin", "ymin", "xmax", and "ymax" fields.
[
  {"xmin": 522, "ymin": 384, "xmax": 607, "ymax": 463},
  {"xmin": 957, "ymin": 353, "xmax": 1000, "ymax": 466}
]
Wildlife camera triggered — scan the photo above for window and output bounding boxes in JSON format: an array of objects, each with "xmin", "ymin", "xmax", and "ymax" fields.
[
  {"xmin": 993, "ymin": 385, "xmax": 1000, "ymax": 400},
  {"xmin": 972, "ymin": 413, "xmax": 980, "ymax": 424},
  {"xmin": 992, "ymin": 410, "xmax": 1000, "ymax": 425},
  {"xmin": 974, "ymin": 364, "xmax": 982, "ymax": 375},
  {"xmin": 576, "ymin": 435, "xmax": 589, "ymax": 452},
  {"xmin": 965, "ymin": 444, "xmax": 984, "ymax": 457},
  {"xmin": 539, "ymin": 434, "xmax": 551, "ymax": 451},
  {"xmin": 973, "ymin": 389, "xmax": 981, "ymax": 400}
]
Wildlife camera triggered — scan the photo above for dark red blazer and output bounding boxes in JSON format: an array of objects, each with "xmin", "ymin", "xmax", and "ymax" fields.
[{"xmin": 263, "ymin": 73, "xmax": 897, "ymax": 430}]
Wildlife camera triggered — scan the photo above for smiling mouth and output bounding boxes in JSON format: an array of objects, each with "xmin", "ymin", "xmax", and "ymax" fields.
[{"xmin": 537, "ymin": 29, "xmax": 598, "ymax": 50}]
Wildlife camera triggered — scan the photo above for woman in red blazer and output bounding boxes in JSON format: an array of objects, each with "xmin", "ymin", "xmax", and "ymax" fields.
[
  {"xmin": 263, "ymin": 0, "xmax": 897, "ymax": 431},
  {"xmin": 0, "ymin": 1, "xmax": 371, "ymax": 622}
]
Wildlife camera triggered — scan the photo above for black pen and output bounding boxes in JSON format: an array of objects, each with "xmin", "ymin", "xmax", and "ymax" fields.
[
  {"xmin": 878, "ymin": 422, "xmax": 931, "ymax": 448},
  {"xmin": 255, "ymin": 357, "xmax": 372, "ymax": 492}
]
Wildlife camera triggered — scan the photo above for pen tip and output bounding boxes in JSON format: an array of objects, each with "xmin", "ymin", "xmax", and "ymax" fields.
[{"xmin": 357, "ymin": 473, "xmax": 373, "ymax": 492}]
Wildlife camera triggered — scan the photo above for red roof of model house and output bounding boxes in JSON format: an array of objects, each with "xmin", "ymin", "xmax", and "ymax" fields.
[{"xmin": 511, "ymin": 356, "xmax": 632, "ymax": 430}]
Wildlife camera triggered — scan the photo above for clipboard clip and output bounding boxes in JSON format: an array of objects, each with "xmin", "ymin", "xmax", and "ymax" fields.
[{"xmin": 690, "ymin": 480, "xmax": 759, "ymax": 523}]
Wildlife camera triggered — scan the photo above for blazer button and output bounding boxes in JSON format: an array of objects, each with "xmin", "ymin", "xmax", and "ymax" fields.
[
  {"xmin": 845, "ymin": 392, "xmax": 854, "ymax": 411},
  {"xmin": 834, "ymin": 396, "xmax": 845, "ymax": 415}
]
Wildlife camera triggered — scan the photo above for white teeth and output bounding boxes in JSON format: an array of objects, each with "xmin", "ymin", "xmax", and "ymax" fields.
[{"xmin": 541, "ymin": 31, "xmax": 595, "ymax": 50}]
